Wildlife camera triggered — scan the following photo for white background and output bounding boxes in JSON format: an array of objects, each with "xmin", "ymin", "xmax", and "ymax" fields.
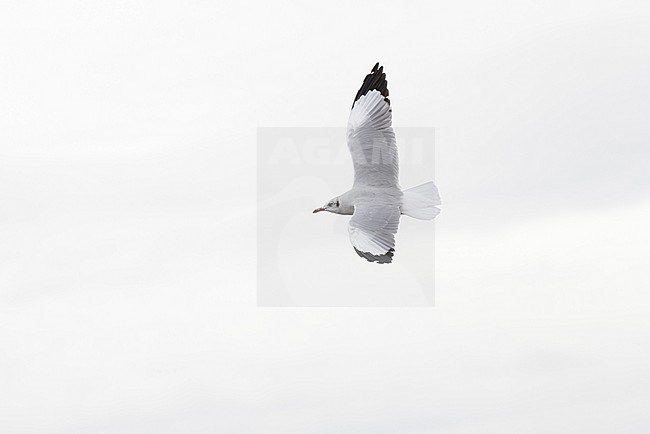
[{"xmin": 1, "ymin": 1, "xmax": 649, "ymax": 432}]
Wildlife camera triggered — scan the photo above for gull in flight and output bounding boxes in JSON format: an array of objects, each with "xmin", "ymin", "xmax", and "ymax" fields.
[{"xmin": 313, "ymin": 63, "xmax": 441, "ymax": 263}]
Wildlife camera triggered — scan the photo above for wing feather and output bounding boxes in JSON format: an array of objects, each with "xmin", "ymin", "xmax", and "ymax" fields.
[
  {"xmin": 347, "ymin": 64, "xmax": 398, "ymax": 188},
  {"xmin": 348, "ymin": 203, "xmax": 401, "ymax": 264}
]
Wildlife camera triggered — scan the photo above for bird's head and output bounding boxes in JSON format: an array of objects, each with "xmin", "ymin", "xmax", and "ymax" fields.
[{"xmin": 313, "ymin": 197, "xmax": 341, "ymax": 214}]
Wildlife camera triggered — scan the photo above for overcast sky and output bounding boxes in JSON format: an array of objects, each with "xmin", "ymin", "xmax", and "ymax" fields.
[{"xmin": 1, "ymin": 1, "xmax": 649, "ymax": 432}]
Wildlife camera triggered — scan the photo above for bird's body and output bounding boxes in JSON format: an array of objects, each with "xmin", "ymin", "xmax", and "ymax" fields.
[
  {"xmin": 325, "ymin": 187, "xmax": 402, "ymax": 217},
  {"xmin": 313, "ymin": 63, "xmax": 441, "ymax": 263}
]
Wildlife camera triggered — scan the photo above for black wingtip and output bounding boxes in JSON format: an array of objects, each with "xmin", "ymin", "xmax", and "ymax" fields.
[
  {"xmin": 352, "ymin": 63, "xmax": 390, "ymax": 109},
  {"xmin": 354, "ymin": 247, "xmax": 395, "ymax": 264}
]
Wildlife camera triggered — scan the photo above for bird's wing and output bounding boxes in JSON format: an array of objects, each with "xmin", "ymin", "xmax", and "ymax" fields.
[
  {"xmin": 347, "ymin": 63, "xmax": 399, "ymax": 188},
  {"xmin": 348, "ymin": 202, "xmax": 401, "ymax": 263}
]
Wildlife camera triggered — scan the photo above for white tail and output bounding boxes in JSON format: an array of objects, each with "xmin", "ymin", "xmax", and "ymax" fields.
[{"xmin": 401, "ymin": 181, "xmax": 441, "ymax": 220}]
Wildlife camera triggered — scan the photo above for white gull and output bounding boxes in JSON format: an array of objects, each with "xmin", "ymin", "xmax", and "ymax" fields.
[{"xmin": 313, "ymin": 63, "xmax": 441, "ymax": 263}]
